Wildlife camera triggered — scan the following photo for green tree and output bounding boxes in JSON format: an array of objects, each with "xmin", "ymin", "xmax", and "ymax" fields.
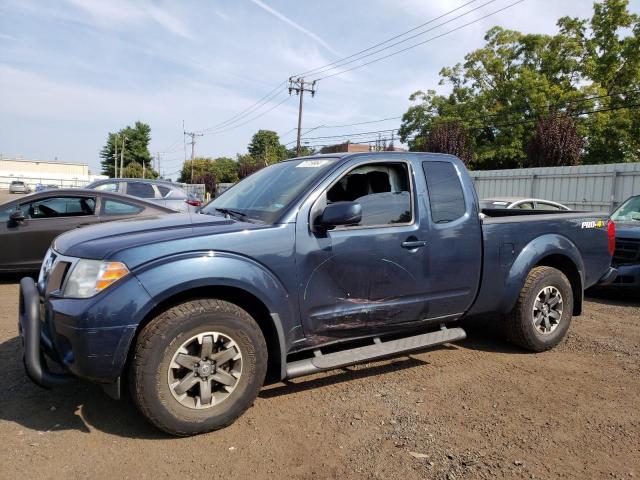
[
  {"xmin": 100, "ymin": 122, "xmax": 158, "ymax": 177},
  {"xmin": 398, "ymin": 0, "xmax": 639, "ymax": 168},
  {"xmin": 178, "ymin": 157, "xmax": 239, "ymax": 185},
  {"xmin": 209, "ymin": 157, "xmax": 239, "ymax": 183},
  {"xmin": 247, "ymin": 130, "xmax": 288, "ymax": 165}
]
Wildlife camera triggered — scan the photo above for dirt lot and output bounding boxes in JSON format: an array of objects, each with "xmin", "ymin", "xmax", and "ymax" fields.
[{"xmin": 0, "ymin": 277, "xmax": 638, "ymax": 480}]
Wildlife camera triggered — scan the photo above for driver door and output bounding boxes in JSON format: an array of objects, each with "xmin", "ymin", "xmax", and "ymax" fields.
[{"xmin": 295, "ymin": 159, "xmax": 432, "ymax": 344}]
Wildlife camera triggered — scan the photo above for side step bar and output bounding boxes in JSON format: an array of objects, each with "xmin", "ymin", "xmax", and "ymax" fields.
[{"xmin": 286, "ymin": 327, "xmax": 466, "ymax": 379}]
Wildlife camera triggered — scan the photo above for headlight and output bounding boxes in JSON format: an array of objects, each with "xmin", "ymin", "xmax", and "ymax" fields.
[{"xmin": 63, "ymin": 259, "xmax": 129, "ymax": 298}]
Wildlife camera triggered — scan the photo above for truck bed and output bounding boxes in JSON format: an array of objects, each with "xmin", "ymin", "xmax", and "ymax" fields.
[{"xmin": 468, "ymin": 210, "xmax": 612, "ymax": 317}]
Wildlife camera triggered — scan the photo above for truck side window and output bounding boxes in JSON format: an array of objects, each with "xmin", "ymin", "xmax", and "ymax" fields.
[
  {"xmin": 422, "ymin": 161, "xmax": 466, "ymax": 223},
  {"xmin": 327, "ymin": 162, "xmax": 412, "ymax": 227}
]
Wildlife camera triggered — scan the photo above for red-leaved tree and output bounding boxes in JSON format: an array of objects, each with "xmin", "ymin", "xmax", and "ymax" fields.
[
  {"xmin": 425, "ymin": 120, "xmax": 473, "ymax": 165},
  {"xmin": 527, "ymin": 112, "xmax": 584, "ymax": 167}
]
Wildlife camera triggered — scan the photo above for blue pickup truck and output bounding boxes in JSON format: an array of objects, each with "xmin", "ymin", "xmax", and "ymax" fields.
[{"xmin": 19, "ymin": 152, "xmax": 617, "ymax": 436}]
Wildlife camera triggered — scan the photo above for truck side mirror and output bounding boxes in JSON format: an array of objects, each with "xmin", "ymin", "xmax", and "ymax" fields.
[{"xmin": 315, "ymin": 201, "xmax": 362, "ymax": 230}]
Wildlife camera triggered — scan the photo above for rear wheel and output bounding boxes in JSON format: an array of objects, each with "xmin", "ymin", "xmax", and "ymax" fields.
[
  {"xmin": 129, "ymin": 299, "xmax": 267, "ymax": 436},
  {"xmin": 505, "ymin": 266, "xmax": 574, "ymax": 352}
]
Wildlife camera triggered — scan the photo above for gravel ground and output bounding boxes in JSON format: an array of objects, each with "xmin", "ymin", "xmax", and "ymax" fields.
[{"xmin": 0, "ymin": 277, "xmax": 638, "ymax": 480}]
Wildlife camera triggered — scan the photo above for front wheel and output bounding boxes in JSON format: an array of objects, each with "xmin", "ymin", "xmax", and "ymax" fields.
[
  {"xmin": 505, "ymin": 266, "xmax": 574, "ymax": 352},
  {"xmin": 129, "ymin": 299, "xmax": 268, "ymax": 436}
]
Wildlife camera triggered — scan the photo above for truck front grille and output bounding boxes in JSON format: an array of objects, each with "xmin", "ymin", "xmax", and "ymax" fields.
[{"xmin": 612, "ymin": 238, "xmax": 640, "ymax": 266}]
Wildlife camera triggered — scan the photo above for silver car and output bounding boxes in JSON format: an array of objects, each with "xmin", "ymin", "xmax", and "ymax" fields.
[
  {"xmin": 86, "ymin": 178, "xmax": 202, "ymax": 212},
  {"xmin": 480, "ymin": 197, "xmax": 571, "ymax": 211},
  {"xmin": 9, "ymin": 180, "xmax": 30, "ymax": 194}
]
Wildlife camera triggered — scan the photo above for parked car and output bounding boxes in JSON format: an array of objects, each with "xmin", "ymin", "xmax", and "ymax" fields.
[
  {"xmin": 0, "ymin": 188, "xmax": 174, "ymax": 272},
  {"xmin": 607, "ymin": 195, "xmax": 640, "ymax": 289},
  {"xmin": 9, "ymin": 180, "xmax": 30, "ymax": 194},
  {"xmin": 86, "ymin": 178, "xmax": 201, "ymax": 212},
  {"xmin": 19, "ymin": 152, "xmax": 616, "ymax": 436},
  {"xmin": 480, "ymin": 197, "xmax": 571, "ymax": 211},
  {"xmin": 35, "ymin": 183, "xmax": 59, "ymax": 192}
]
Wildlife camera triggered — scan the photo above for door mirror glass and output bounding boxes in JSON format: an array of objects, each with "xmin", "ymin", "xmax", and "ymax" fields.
[
  {"xmin": 316, "ymin": 201, "xmax": 362, "ymax": 229},
  {"xmin": 9, "ymin": 209, "xmax": 26, "ymax": 223}
]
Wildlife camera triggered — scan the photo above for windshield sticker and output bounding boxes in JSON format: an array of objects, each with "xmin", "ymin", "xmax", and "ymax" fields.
[{"xmin": 296, "ymin": 160, "xmax": 330, "ymax": 168}]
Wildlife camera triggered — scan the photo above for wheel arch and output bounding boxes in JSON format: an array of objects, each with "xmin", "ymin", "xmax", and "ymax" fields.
[
  {"xmin": 126, "ymin": 285, "xmax": 286, "ymax": 384},
  {"xmin": 502, "ymin": 234, "xmax": 585, "ymax": 316}
]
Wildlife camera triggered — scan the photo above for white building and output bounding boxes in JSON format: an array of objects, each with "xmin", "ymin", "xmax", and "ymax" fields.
[{"xmin": 0, "ymin": 157, "xmax": 107, "ymax": 189}]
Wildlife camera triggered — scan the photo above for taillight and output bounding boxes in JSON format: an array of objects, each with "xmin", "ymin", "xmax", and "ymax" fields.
[
  {"xmin": 186, "ymin": 199, "xmax": 202, "ymax": 207},
  {"xmin": 607, "ymin": 220, "xmax": 616, "ymax": 256}
]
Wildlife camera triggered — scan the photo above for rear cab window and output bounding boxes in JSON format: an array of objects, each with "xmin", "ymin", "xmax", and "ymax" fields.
[{"xmin": 422, "ymin": 161, "xmax": 466, "ymax": 223}]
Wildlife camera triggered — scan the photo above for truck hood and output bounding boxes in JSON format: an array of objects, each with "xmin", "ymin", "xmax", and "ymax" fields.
[
  {"xmin": 615, "ymin": 221, "xmax": 640, "ymax": 239},
  {"xmin": 53, "ymin": 212, "xmax": 265, "ymax": 261}
]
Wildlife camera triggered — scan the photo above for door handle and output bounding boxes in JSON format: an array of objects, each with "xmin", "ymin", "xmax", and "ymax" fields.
[{"xmin": 401, "ymin": 240, "xmax": 428, "ymax": 249}]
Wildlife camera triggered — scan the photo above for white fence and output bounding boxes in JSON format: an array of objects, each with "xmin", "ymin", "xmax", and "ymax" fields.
[
  {"xmin": 0, "ymin": 176, "xmax": 91, "ymax": 190},
  {"xmin": 469, "ymin": 162, "xmax": 640, "ymax": 212}
]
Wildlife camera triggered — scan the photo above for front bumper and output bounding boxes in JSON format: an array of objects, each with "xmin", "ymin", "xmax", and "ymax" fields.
[
  {"xmin": 18, "ymin": 277, "xmax": 74, "ymax": 387},
  {"xmin": 18, "ymin": 274, "xmax": 153, "ymax": 388}
]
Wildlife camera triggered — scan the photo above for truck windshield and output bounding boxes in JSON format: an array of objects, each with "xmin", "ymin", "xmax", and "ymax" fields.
[
  {"xmin": 201, "ymin": 158, "xmax": 339, "ymax": 223},
  {"xmin": 611, "ymin": 196, "xmax": 640, "ymax": 222}
]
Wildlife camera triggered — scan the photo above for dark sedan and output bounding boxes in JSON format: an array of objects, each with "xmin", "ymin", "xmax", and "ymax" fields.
[{"xmin": 0, "ymin": 188, "xmax": 174, "ymax": 272}]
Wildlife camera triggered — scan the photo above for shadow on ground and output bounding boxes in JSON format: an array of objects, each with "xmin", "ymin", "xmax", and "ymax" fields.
[
  {"xmin": 585, "ymin": 287, "xmax": 640, "ymax": 306},
  {"xmin": 0, "ymin": 335, "xmax": 170, "ymax": 440},
  {"xmin": 0, "ymin": 307, "xmax": 528, "ymax": 437}
]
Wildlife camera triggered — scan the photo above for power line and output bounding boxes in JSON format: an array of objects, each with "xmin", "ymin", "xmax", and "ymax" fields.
[
  {"xmin": 301, "ymin": 128, "xmax": 398, "ymax": 141},
  {"xmin": 302, "ymin": 0, "xmax": 498, "ymax": 79},
  {"xmin": 202, "ymin": 96, "xmax": 293, "ymax": 136},
  {"xmin": 293, "ymin": 0, "xmax": 483, "ymax": 78},
  {"xmin": 302, "ymin": 102, "xmax": 640, "ymax": 148},
  {"xmin": 311, "ymin": 0, "xmax": 525, "ymax": 82},
  {"xmin": 197, "ymin": 81, "xmax": 286, "ymax": 134}
]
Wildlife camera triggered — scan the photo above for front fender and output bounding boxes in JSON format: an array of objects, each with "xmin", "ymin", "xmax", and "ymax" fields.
[
  {"xmin": 500, "ymin": 234, "xmax": 584, "ymax": 314},
  {"xmin": 133, "ymin": 251, "xmax": 299, "ymax": 366}
]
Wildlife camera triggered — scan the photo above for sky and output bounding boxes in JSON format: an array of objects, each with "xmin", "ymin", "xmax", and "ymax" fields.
[{"xmin": 1, "ymin": 0, "xmax": 638, "ymax": 178}]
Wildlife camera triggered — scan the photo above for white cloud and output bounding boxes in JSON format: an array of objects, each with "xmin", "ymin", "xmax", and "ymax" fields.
[
  {"xmin": 64, "ymin": 0, "xmax": 193, "ymax": 40},
  {"xmin": 248, "ymin": 0, "xmax": 340, "ymax": 56}
]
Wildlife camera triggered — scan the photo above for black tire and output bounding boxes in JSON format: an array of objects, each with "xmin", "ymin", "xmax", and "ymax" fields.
[
  {"xmin": 129, "ymin": 299, "xmax": 267, "ymax": 436},
  {"xmin": 505, "ymin": 266, "xmax": 574, "ymax": 352}
]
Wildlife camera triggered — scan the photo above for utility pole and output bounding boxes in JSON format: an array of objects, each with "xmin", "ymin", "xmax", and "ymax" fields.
[
  {"xmin": 288, "ymin": 77, "xmax": 317, "ymax": 156},
  {"xmin": 156, "ymin": 152, "xmax": 161, "ymax": 179},
  {"xmin": 184, "ymin": 131, "xmax": 203, "ymax": 183},
  {"xmin": 113, "ymin": 134, "xmax": 119, "ymax": 178},
  {"xmin": 119, "ymin": 135, "xmax": 127, "ymax": 178}
]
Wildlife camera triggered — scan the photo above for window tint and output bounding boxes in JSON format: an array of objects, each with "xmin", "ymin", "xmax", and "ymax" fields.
[
  {"xmin": 22, "ymin": 196, "xmax": 96, "ymax": 219},
  {"xmin": 157, "ymin": 185, "xmax": 171, "ymax": 197},
  {"xmin": 103, "ymin": 199, "xmax": 143, "ymax": 215},
  {"xmin": 94, "ymin": 182, "xmax": 119, "ymax": 192},
  {"xmin": 126, "ymin": 182, "xmax": 156, "ymax": 198},
  {"xmin": 515, "ymin": 202, "xmax": 534, "ymax": 210},
  {"xmin": 327, "ymin": 162, "xmax": 412, "ymax": 226},
  {"xmin": 422, "ymin": 161, "xmax": 466, "ymax": 223},
  {"xmin": 536, "ymin": 202, "xmax": 561, "ymax": 210}
]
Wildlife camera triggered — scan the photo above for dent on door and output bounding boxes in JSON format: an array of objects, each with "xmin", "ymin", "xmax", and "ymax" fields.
[{"xmin": 301, "ymin": 247, "xmax": 429, "ymax": 343}]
